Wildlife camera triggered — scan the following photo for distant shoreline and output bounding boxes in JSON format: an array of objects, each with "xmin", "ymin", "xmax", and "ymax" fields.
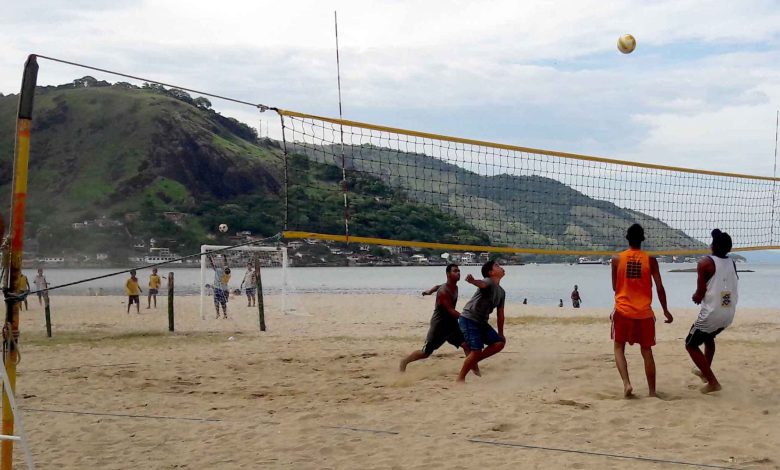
[{"xmin": 670, "ymin": 268, "xmax": 755, "ymax": 273}]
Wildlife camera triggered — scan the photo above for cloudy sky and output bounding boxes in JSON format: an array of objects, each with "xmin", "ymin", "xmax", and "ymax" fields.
[{"xmin": 2, "ymin": 0, "xmax": 780, "ymax": 176}]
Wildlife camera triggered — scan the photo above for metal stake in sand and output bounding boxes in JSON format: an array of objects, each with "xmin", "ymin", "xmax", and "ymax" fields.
[
  {"xmin": 167, "ymin": 272, "xmax": 175, "ymax": 332},
  {"xmin": 255, "ymin": 259, "xmax": 266, "ymax": 331},
  {"xmin": 43, "ymin": 292, "xmax": 51, "ymax": 338},
  {"xmin": 2, "ymin": 54, "xmax": 38, "ymax": 470}
]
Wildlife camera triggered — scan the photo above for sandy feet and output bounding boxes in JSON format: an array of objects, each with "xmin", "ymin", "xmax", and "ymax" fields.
[
  {"xmin": 700, "ymin": 382, "xmax": 722, "ymax": 394},
  {"xmin": 691, "ymin": 368, "xmax": 708, "ymax": 383}
]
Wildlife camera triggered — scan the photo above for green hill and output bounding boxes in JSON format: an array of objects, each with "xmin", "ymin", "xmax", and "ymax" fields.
[{"xmin": 0, "ymin": 79, "xmax": 487, "ymax": 261}]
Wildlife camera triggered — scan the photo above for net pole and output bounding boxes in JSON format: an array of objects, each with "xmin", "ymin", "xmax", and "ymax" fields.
[
  {"xmin": 278, "ymin": 113, "xmax": 289, "ymax": 232},
  {"xmin": 200, "ymin": 247, "xmax": 206, "ymax": 320},
  {"xmin": 43, "ymin": 292, "xmax": 51, "ymax": 338},
  {"xmin": 334, "ymin": 11, "xmax": 350, "ymax": 240},
  {"xmin": 254, "ymin": 259, "xmax": 266, "ymax": 331},
  {"xmin": 167, "ymin": 272, "xmax": 174, "ymax": 332},
  {"xmin": 2, "ymin": 54, "xmax": 38, "ymax": 470},
  {"xmin": 772, "ymin": 110, "xmax": 778, "ymax": 244},
  {"xmin": 281, "ymin": 249, "xmax": 288, "ymax": 315}
]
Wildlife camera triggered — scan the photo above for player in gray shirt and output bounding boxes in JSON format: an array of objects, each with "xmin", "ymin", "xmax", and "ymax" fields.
[{"xmin": 457, "ymin": 260, "xmax": 507, "ymax": 382}]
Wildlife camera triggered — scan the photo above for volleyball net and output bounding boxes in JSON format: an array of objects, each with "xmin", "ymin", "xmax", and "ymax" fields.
[{"xmin": 279, "ymin": 109, "xmax": 780, "ymax": 255}]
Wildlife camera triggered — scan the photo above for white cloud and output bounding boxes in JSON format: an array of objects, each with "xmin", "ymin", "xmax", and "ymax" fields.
[{"xmin": 0, "ymin": 0, "xmax": 779, "ymax": 177}]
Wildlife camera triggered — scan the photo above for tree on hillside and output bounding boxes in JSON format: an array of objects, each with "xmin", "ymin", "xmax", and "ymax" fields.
[
  {"xmin": 73, "ymin": 76, "xmax": 110, "ymax": 88},
  {"xmin": 193, "ymin": 97, "xmax": 212, "ymax": 109}
]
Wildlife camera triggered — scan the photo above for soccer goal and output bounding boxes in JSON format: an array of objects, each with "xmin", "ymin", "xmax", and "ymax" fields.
[{"xmin": 199, "ymin": 245, "xmax": 288, "ymax": 320}]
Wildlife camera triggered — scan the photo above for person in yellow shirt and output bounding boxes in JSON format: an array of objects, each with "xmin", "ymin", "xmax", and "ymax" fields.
[
  {"xmin": 147, "ymin": 268, "xmax": 165, "ymax": 309},
  {"xmin": 126, "ymin": 270, "xmax": 142, "ymax": 314},
  {"xmin": 18, "ymin": 273, "xmax": 30, "ymax": 311}
]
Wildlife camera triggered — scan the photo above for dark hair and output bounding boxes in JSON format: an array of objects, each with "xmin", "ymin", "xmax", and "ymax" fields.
[
  {"xmin": 445, "ymin": 263, "xmax": 459, "ymax": 273},
  {"xmin": 626, "ymin": 223, "xmax": 645, "ymax": 246},
  {"xmin": 711, "ymin": 229, "xmax": 732, "ymax": 257},
  {"xmin": 225, "ymin": 268, "xmax": 231, "ymax": 273},
  {"xmin": 481, "ymin": 260, "xmax": 496, "ymax": 278}
]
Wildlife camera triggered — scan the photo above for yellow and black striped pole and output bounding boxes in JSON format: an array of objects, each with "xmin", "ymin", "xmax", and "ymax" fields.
[{"xmin": 2, "ymin": 54, "xmax": 38, "ymax": 470}]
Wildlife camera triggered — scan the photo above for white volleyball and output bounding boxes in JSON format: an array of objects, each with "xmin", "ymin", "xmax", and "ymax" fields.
[{"xmin": 617, "ymin": 34, "xmax": 636, "ymax": 54}]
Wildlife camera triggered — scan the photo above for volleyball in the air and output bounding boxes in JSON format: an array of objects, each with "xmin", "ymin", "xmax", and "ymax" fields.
[
  {"xmin": 218, "ymin": 223, "xmax": 228, "ymax": 233},
  {"xmin": 617, "ymin": 34, "xmax": 636, "ymax": 54}
]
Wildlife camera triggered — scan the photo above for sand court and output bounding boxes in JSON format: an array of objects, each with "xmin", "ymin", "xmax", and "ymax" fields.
[{"xmin": 5, "ymin": 294, "xmax": 779, "ymax": 468}]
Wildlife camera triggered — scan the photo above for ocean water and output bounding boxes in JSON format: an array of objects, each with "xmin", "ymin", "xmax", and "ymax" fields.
[{"xmin": 29, "ymin": 262, "xmax": 780, "ymax": 309}]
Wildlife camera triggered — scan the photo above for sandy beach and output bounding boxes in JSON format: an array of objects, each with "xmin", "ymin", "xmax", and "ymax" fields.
[{"xmin": 7, "ymin": 293, "xmax": 779, "ymax": 469}]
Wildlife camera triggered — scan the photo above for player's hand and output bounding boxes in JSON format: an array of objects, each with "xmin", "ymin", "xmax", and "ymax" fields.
[
  {"xmin": 691, "ymin": 293, "xmax": 703, "ymax": 304},
  {"xmin": 465, "ymin": 274, "xmax": 475, "ymax": 283},
  {"xmin": 421, "ymin": 291, "xmax": 431, "ymax": 296},
  {"xmin": 663, "ymin": 310, "xmax": 673, "ymax": 324}
]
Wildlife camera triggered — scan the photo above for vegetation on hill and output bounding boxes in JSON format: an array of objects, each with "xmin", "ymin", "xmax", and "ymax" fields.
[{"xmin": 0, "ymin": 78, "xmax": 487, "ymax": 261}]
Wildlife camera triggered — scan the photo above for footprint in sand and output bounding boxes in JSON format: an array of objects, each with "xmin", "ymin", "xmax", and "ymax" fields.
[
  {"xmin": 490, "ymin": 423, "xmax": 514, "ymax": 432},
  {"xmin": 551, "ymin": 399, "xmax": 591, "ymax": 410}
]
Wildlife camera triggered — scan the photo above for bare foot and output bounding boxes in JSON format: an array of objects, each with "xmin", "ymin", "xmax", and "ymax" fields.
[
  {"xmin": 399, "ymin": 360, "xmax": 407, "ymax": 372},
  {"xmin": 692, "ymin": 368, "xmax": 707, "ymax": 383},
  {"xmin": 456, "ymin": 377, "xmax": 466, "ymax": 384},
  {"xmin": 648, "ymin": 391, "xmax": 657, "ymax": 398},
  {"xmin": 624, "ymin": 384, "xmax": 634, "ymax": 398},
  {"xmin": 700, "ymin": 382, "xmax": 722, "ymax": 394},
  {"xmin": 472, "ymin": 364, "xmax": 482, "ymax": 377}
]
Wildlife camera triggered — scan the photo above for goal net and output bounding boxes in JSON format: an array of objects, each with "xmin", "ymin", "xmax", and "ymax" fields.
[{"xmin": 200, "ymin": 245, "xmax": 288, "ymax": 320}]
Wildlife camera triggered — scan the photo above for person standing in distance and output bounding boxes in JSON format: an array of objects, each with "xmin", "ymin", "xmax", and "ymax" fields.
[
  {"xmin": 571, "ymin": 285, "xmax": 582, "ymax": 308},
  {"xmin": 147, "ymin": 267, "xmax": 164, "ymax": 309},
  {"xmin": 611, "ymin": 224, "xmax": 673, "ymax": 398}
]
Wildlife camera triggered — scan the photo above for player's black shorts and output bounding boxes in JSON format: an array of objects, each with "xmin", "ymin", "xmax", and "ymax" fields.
[
  {"xmin": 128, "ymin": 295, "xmax": 140, "ymax": 304},
  {"xmin": 213, "ymin": 288, "xmax": 228, "ymax": 305},
  {"xmin": 685, "ymin": 325, "xmax": 725, "ymax": 348},
  {"xmin": 422, "ymin": 313, "xmax": 464, "ymax": 356}
]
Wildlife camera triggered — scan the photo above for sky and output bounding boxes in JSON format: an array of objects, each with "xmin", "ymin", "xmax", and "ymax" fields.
[{"xmin": 1, "ymin": 0, "xmax": 780, "ymax": 177}]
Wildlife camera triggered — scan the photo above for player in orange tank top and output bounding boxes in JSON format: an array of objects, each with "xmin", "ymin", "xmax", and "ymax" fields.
[{"xmin": 610, "ymin": 224, "xmax": 673, "ymax": 398}]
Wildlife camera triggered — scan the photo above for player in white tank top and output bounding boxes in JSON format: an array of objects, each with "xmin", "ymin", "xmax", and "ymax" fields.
[
  {"xmin": 686, "ymin": 229, "xmax": 738, "ymax": 394},
  {"xmin": 693, "ymin": 254, "xmax": 738, "ymax": 333}
]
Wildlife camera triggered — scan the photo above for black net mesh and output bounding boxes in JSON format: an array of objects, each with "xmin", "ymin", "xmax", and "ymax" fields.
[{"xmin": 280, "ymin": 112, "xmax": 780, "ymax": 254}]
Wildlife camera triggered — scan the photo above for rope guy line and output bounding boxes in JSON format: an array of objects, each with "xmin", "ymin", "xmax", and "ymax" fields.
[{"xmin": 34, "ymin": 54, "xmax": 274, "ymax": 111}]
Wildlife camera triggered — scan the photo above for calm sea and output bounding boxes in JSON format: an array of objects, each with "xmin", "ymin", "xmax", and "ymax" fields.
[{"xmin": 30, "ymin": 262, "xmax": 780, "ymax": 309}]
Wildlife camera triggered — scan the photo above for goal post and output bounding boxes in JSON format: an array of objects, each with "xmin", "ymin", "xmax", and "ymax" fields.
[{"xmin": 199, "ymin": 245, "xmax": 288, "ymax": 320}]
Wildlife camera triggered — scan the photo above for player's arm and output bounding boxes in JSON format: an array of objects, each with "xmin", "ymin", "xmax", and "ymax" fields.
[
  {"xmin": 692, "ymin": 257, "xmax": 715, "ymax": 304},
  {"xmin": 611, "ymin": 255, "xmax": 620, "ymax": 292},
  {"xmin": 465, "ymin": 274, "xmax": 488, "ymax": 289},
  {"xmin": 422, "ymin": 284, "xmax": 440, "ymax": 296},
  {"xmin": 436, "ymin": 289, "xmax": 460, "ymax": 319},
  {"xmin": 650, "ymin": 257, "xmax": 672, "ymax": 323},
  {"xmin": 497, "ymin": 306, "xmax": 505, "ymax": 341}
]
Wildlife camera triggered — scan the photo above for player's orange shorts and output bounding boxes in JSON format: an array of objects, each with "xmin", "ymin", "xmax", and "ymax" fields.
[{"xmin": 611, "ymin": 310, "xmax": 655, "ymax": 348}]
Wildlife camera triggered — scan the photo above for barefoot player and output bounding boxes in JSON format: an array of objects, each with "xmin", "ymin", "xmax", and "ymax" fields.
[
  {"xmin": 400, "ymin": 264, "xmax": 479, "ymax": 375},
  {"xmin": 611, "ymin": 224, "xmax": 673, "ymax": 398},
  {"xmin": 456, "ymin": 260, "xmax": 506, "ymax": 383},
  {"xmin": 686, "ymin": 229, "xmax": 738, "ymax": 394}
]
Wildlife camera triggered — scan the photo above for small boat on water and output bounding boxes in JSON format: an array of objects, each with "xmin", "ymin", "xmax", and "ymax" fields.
[{"xmin": 577, "ymin": 257, "xmax": 603, "ymax": 265}]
